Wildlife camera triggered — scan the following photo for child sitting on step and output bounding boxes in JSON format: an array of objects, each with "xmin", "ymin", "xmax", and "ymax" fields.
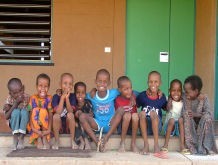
[
  {"xmin": 28, "ymin": 73, "xmax": 53, "ymax": 149},
  {"xmin": 3, "ymin": 78, "xmax": 29, "ymax": 150},
  {"xmin": 162, "ymin": 79, "xmax": 189, "ymax": 154}
]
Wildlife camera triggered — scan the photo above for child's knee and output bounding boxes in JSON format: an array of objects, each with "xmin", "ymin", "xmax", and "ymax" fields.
[
  {"xmin": 168, "ymin": 118, "xmax": 175, "ymax": 126},
  {"xmin": 117, "ymin": 107, "xmax": 125, "ymax": 116},
  {"xmin": 139, "ymin": 111, "xmax": 146, "ymax": 119},
  {"xmin": 123, "ymin": 112, "xmax": 131, "ymax": 121},
  {"xmin": 11, "ymin": 109, "xmax": 21, "ymax": 118},
  {"xmin": 178, "ymin": 117, "xmax": 183, "ymax": 124},
  {"xmin": 150, "ymin": 111, "xmax": 158, "ymax": 120},
  {"xmin": 53, "ymin": 113, "xmax": 61, "ymax": 122},
  {"xmin": 131, "ymin": 113, "xmax": 139, "ymax": 122},
  {"xmin": 66, "ymin": 112, "xmax": 74, "ymax": 120},
  {"xmin": 79, "ymin": 113, "xmax": 86, "ymax": 123}
]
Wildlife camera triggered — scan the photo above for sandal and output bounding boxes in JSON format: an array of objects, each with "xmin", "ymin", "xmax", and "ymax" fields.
[
  {"xmin": 97, "ymin": 127, "xmax": 103, "ymax": 152},
  {"xmin": 180, "ymin": 148, "xmax": 191, "ymax": 155},
  {"xmin": 153, "ymin": 152, "xmax": 169, "ymax": 159},
  {"xmin": 160, "ymin": 147, "xmax": 168, "ymax": 153}
]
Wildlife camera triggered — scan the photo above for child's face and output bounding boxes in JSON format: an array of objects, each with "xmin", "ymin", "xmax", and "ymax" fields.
[
  {"xmin": 61, "ymin": 75, "xmax": 73, "ymax": 92},
  {"xmin": 9, "ymin": 84, "xmax": 24, "ymax": 100},
  {"xmin": 119, "ymin": 81, "xmax": 132, "ymax": 99},
  {"xmin": 147, "ymin": 73, "xmax": 161, "ymax": 94},
  {"xmin": 170, "ymin": 82, "xmax": 182, "ymax": 102},
  {"xmin": 95, "ymin": 73, "xmax": 110, "ymax": 92},
  {"xmin": 75, "ymin": 85, "xmax": 86, "ymax": 103},
  {"xmin": 37, "ymin": 78, "xmax": 49, "ymax": 98},
  {"xmin": 184, "ymin": 82, "xmax": 199, "ymax": 100}
]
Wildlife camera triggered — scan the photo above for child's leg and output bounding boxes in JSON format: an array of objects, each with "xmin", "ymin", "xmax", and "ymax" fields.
[
  {"xmin": 37, "ymin": 136, "xmax": 43, "ymax": 149},
  {"xmin": 75, "ymin": 122, "xmax": 85, "ymax": 150},
  {"xmin": 103, "ymin": 108, "xmax": 125, "ymax": 143},
  {"xmin": 10, "ymin": 109, "xmax": 21, "ymax": 135},
  {"xmin": 12, "ymin": 134, "xmax": 19, "ymax": 150},
  {"xmin": 178, "ymin": 117, "xmax": 185, "ymax": 151},
  {"xmin": 52, "ymin": 113, "xmax": 61, "ymax": 149},
  {"xmin": 118, "ymin": 112, "xmax": 131, "ymax": 152},
  {"xmin": 17, "ymin": 109, "xmax": 29, "ymax": 149},
  {"xmin": 139, "ymin": 111, "xmax": 149, "ymax": 154},
  {"xmin": 66, "ymin": 112, "xmax": 78, "ymax": 149},
  {"xmin": 150, "ymin": 111, "xmax": 160, "ymax": 153},
  {"xmin": 162, "ymin": 118, "xmax": 175, "ymax": 150},
  {"xmin": 79, "ymin": 113, "xmax": 99, "ymax": 145},
  {"xmin": 131, "ymin": 113, "xmax": 139, "ymax": 153}
]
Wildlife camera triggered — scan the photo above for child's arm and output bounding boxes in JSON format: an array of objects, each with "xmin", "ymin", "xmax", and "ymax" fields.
[
  {"xmin": 54, "ymin": 94, "xmax": 66, "ymax": 114},
  {"xmin": 65, "ymin": 92, "xmax": 74, "ymax": 113},
  {"xmin": 4, "ymin": 95, "xmax": 24, "ymax": 120}
]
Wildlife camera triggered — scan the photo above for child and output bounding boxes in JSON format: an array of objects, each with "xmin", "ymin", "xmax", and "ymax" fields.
[
  {"xmin": 79, "ymin": 69, "xmax": 121, "ymax": 152},
  {"xmin": 137, "ymin": 71, "xmax": 167, "ymax": 157},
  {"xmin": 161, "ymin": 79, "xmax": 189, "ymax": 154},
  {"xmin": 28, "ymin": 73, "xmax": 53, "ymax": 149},
  {"xmin": 3, "ymin": 78, "xmax": 29, "ymax": 150},
  {"xmin": 52, "ymin": 73, "xmax": 78, "ymax": 150},
  {"xmin": 74, "ymin": 81, "xmax": 92, "ymax": 150},
  {"xmin": 115, "ymin": 76, "xmax": 139, "ymax": 153},
  {"xmin": 183, "ymin": 75, "xmax": 217, "ymax": 155}
]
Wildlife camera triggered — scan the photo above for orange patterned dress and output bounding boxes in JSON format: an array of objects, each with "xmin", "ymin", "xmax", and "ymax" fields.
[{"xmin": 28, "ymin": 94, "xmax": 53, "ymax": 145}]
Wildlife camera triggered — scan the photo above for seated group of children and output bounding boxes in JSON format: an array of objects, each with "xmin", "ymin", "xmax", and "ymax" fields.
[{"xmin": 3, "ymin": 69, "xmax": 217, "ymax": 158}]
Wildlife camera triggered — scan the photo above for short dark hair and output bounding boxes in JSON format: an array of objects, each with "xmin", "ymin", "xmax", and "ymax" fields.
[
  {"xmin": 7, "ymin": 78, "xmax": 22, "ymax": 90},
  {"xmin": 61, "ymin": 73, "xmax": 73, "ymax": 82},
  {"xmin": 117, "ymin": 76, "xmax": 131, "ymax": 88},
  {"xmin": 170, "ymin": 79, "xmax": 182, "ymax": 90},
  {"xmin": 36, "ymin": 73, "xmax": 50, "ymax": 86},
  {"xmin": 74, "ymin": 81, "xmax": 86, "ymax": 92},
  {"xmin": 148, "ymin": 70, "xmax": 161, "ymax": 80},
  {"xmin": 96, "ymin": 69, "xmax": 110, "ymax": 80},
  {"xmin": 184, "ymin": 75, "xmax": 203, "ymax": 92}
]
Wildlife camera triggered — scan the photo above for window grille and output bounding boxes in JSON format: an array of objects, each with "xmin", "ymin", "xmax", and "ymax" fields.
[{"xmin": 0, "ymin": 0, "xmax": 52, "ymax": 64}]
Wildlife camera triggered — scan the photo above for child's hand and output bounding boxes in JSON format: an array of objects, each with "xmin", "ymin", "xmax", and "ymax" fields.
[
  {"xmin": 56, "ymin": 89, "xmax": 62, "ymax": 96},
  {"xmin": 129, "ymin": 95, "xmax": 136, "ymax": 107},
  {"xmin": 42, "ymin": 130, "xmax": 51, "ymax": 136},
  {"xmin": 197, "ymin": 93, "xmax": 205, "ymax": 101},
  {"xmin": 187, "ymin": 111, "xmax": 193, "ymax": 118},
  {"xmin": 37, "ymin": 130, "xmax": 43, "ymax": 137},
  {"xmin": 192, "ymin": 112, "xmax": 203, "ymax": 118},
  {"xmin": 15, "ymin": 94, "xmax": 24, "ymax": 104},
  {"xmin": 158, "ymin": 90, "xmax": 163, "ymax": 99}
]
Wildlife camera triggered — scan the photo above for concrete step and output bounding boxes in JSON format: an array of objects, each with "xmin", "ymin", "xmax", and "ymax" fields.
[{"xmin": 1, "ymin": 133, "xmax": 218, "ymax": 152}]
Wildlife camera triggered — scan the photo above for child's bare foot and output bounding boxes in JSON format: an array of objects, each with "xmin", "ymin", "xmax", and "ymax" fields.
[
  {"xmin": 84, "ymin": 138, "xmax": 91, "ymax": 150},
  {"xmin": 131, "ymin": 143, "xmax": 139, "ymax": 153},
  {"xmin": 118, "ymin": 142, "xmax": 126, "ymax": 152},
  {"xmin": 52, "ymin": 141, "xmax": 59, "ymax": 150},
  {"xmin": 99, "ymin": 137, "xmax": 108, "ymax": 152},
  {"xmin": 12, "ymin": 134, "xmax": 19, "ymax": 151},
  {"xmin": 72, "ymin": 141, "xmax": 79, "ymax": 150},
  {"xmin": 79, "ymin": 140, "xmax": 85, "ymax": 150},
  {"xmin": 140, "ymin": 143, "xmax": 149, "ymax": 155},
  {"xmin": 154, "ymin": 144, "xmax": 160, "ymax": 153},
  {"xmin": 42, "ymin": 137, "xmax": 50, "ymax": 149},
  {"xmin": 37, "ymin": 138, "xmax": 43, "ymax": 149},
  {"xmin": 17, "ymin": 139, "xmax": 24, "ymax": 150}
]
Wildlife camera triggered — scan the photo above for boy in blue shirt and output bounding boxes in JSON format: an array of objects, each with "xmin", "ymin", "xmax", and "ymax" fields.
[
  {"xmin": 79, "ymin": 69, "xmax": 122, "ymax": 152},
  {"xmin": 137, "ymin": 71, "xmax": 167, "ymax": 158}
]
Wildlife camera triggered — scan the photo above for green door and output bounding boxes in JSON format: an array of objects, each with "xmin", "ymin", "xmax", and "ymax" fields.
[{"xmin": 126, "ymin": 0, "xmax": 195, "ymax": 94}]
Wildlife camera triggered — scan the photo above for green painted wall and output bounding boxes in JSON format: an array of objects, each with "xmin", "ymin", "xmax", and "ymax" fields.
[{"xmin": 126, "ymin": 0, "xmax": 195, "ymax": 94}]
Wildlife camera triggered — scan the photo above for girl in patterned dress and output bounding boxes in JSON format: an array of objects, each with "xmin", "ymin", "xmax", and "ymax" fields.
[{"xmin": 28, "ymin": 73, "xmax": 53, "ymax": 149}]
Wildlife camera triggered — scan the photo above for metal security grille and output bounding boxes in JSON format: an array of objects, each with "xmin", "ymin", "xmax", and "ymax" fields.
[{"xmin": 0, "ymin": 0, "xmax": 51, "ymax": 63}]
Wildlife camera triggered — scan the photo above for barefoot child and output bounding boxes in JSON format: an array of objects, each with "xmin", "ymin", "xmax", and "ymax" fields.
[
  {"xmin": 74, "ymin": 81, "xmax": 92, "ymax": 150},
  {"xmin": 28, "ymin": 73, "xmax": 53, "ymax": 149},
  {"xmin": 3, "ymin": 78, "xmax": 29, "ymax": 150},
  {"xmin": 137, "ymin": 71, "xmax": 167, "ymax": 157},
  {"xmin": 52, "ymin": 73, "xmax": 78, "ymax": 150},
  {"xmin": 183, "ymin": 75, "xmax": 217, "ymax": 155},
  {"xmin": 79, "ymin": 69, "xmax": 121, "ymax": 152},
  {"xmin": 162, "ymin": 79, "xmax": 189, "ymax": 154},
  {"xmin": 115, "ymin": 76, "xmax": 139, "ymax": 153}
]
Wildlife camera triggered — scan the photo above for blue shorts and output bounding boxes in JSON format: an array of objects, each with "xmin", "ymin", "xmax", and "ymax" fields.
[
  {"xmin": 163, "ymin": 120, "xmax": 180, "ymax": 136},
  {"xmin": 94, "ymin": 119, "xmax": 111, "ymax": 134},
  {"xmin": 140, "ymin": 116, "xmax": 162, "ymax": 135}
]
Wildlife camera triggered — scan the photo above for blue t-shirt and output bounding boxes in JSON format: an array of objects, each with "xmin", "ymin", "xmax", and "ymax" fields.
[
  {"xmin": 136, "ymin": 91, "xmax": 167, "ymax": 119},
  {"xmin": 52, "ymin": 93, "xmax": 76, "ymax": 117},
  {"xmin": 86, "ymin": 89, "xmax": 119, "ymax": 122}
]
